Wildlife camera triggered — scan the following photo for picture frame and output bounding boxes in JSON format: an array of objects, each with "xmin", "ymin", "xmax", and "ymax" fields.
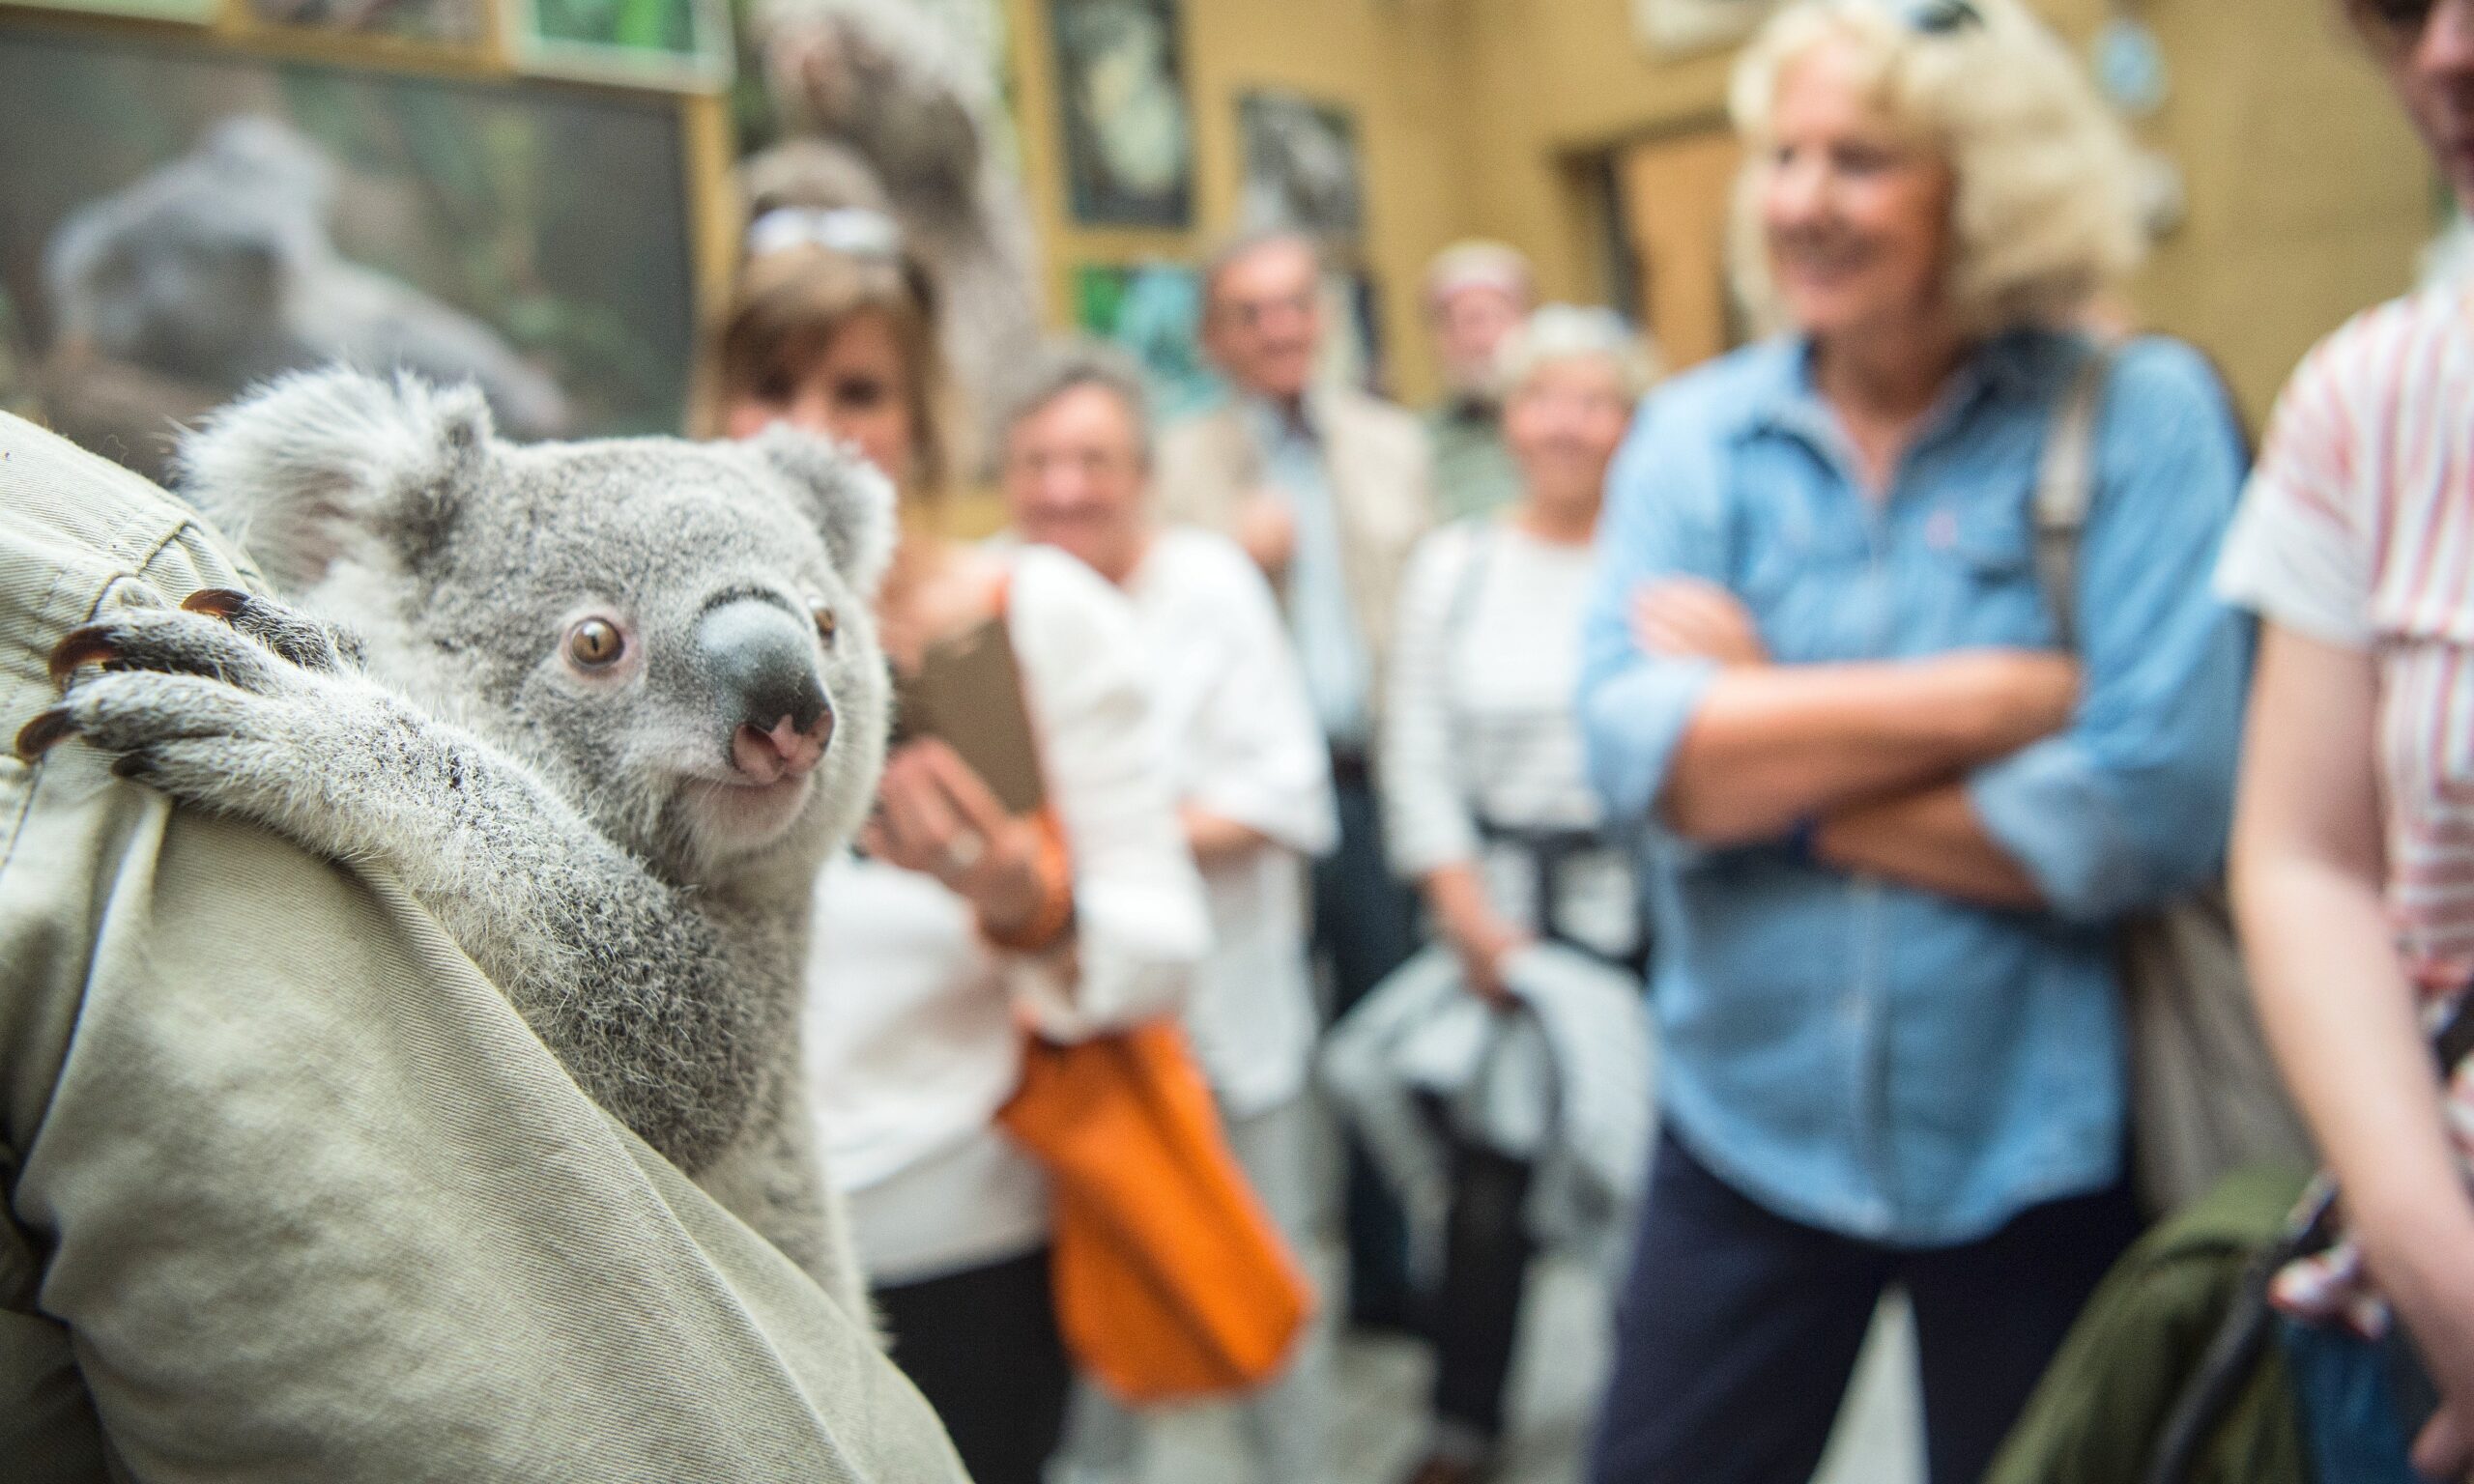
[
  {"xmin": 1072, "ymin": 261, "xmax": 1217, "ymax": 418},
  {"xmin": 1236, "ymin": 89, "xmax": 1363, "ymax": 251},
  {"xmin": 502, "ymin": 0, "xmax": 733, "ymax": 93},
  {"xmin": 241, "ymin": 0, "xmax": 488, "ymax": 48},
  {"xmin": 1049, "ymin": 0, "xmax": 1192, "ymax": 229},
  {"xmin": 0, "ymin": 22, "xmax": 714, "ymax": 478},
  {"xmin": 0, "ymin": 0, "xmax": 214, "ymax": 25}
]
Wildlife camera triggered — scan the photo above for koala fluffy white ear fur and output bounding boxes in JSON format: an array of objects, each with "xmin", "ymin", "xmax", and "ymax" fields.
[
  {"xmin": 747, "ymin": 425, "xmax": 898, "ymax": 600},
  {"xmin": 178, "ymin": 368, "xmax": 494, "ymax": 593}
]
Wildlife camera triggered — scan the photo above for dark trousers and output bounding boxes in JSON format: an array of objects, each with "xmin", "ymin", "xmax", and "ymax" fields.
[
  {"xmin": 1315, "ymin": 767, "xmax": 1420, "ymax": 1325},
  {"xmin": 1590, "ymin": 1130, "xmax": 2142, "ymax": 1484},
  {"xmin": 1432, "ymin": 1137, "xmax": 1538, "ymax": 1442},
  {"xmin": 876, "ymin": 1249, "xmax": 1071, "ymax": 1484}
]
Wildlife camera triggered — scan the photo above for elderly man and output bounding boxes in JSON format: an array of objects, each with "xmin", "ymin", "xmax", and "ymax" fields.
[
  {"xmin": 1156, "ymin": 226, "xmax": 1433, "ymax": 1331},
  {"xmin": 1421, "ymin": 240, "xmax": 1534, "ymax": 521},
  {"xmin": 1002, "ymin": 338, "xmax": 1337, "ymax": 1484}
]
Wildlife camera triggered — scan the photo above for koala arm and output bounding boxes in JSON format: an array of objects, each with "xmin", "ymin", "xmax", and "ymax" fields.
[{"xmin": 23, "ymin": 594, "xmax": 765, "ymax": 1175}]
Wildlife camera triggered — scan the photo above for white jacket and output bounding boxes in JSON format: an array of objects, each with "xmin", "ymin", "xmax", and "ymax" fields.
[{"xmin": 1319, "ymin": 942, "xmax": 1654, "ymax": 1276}]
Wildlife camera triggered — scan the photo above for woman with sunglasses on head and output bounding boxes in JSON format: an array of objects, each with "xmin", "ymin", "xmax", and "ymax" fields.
[
  {"xmin": 2223, "ymin": 4, "xmax": 2474, "ymax": 1480},
  {"xmin": 705, "ymin": 177, "xmax": 1208, "ymax": 1484},
  {"xmin": 1576, "ymin": 2, "xmax": 2250, "ymax": 1480}
]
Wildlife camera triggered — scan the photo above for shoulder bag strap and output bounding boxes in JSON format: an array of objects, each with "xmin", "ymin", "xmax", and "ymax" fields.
[{"xmin": 2030, "ymin": 342, "xmax": 2118, "ymax": 649}]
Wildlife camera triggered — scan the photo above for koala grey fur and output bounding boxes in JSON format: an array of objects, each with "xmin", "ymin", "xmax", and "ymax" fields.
[
  {"xmin": 45, "ymin": 117, "xmax": 570, "ymax": 440},
  {"xmin": 29, "ymin": 367, "xmax": 890, "ymax": 1316}
]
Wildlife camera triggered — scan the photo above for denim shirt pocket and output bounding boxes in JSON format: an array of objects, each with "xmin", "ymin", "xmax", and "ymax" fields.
[{"xmin": 1945, "ymin": 499, "xmax": 2058, "ymax": 650}]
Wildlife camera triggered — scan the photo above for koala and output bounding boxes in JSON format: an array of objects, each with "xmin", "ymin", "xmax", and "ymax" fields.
[
  {"xmin": 17, "ymin": 368, "xmax": 890, "ymax": 1316},
  {"xmin": 44, "ymin": 117, "xmax": 570, "ymax": 442}
]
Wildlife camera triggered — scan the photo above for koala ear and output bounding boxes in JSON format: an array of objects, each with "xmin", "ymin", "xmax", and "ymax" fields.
[
  {"xmin": 747, "ymin": 425, "xmax": 898, "ymax": 599},
  {"xmin": 177, "ymin": 368, "xmax": 493, "ymax": 592}
]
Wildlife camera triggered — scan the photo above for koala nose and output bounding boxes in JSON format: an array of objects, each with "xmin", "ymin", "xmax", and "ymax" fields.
[{"xmin": 699, "ymin": 598, "xmax": 833, "ymax": 783}]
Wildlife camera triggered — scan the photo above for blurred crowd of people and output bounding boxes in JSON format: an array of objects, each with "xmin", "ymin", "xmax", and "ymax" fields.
[{"xmin": 700, "ymin": 0, "xmax": 2474, "ymax": 1480}]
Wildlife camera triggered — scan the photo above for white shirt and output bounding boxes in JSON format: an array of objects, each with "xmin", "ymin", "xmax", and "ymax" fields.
[
  {"xmin": 1384, "ymin": 518, "xmax": 1636, "ymax": 960},
  {"xmin": 804, "ymin": 545, "xmax": 1209, "ymax": 1285},
  {"xmin": 1123, "ymin": 527, "xmax": 1337, "ymax": 1119}
]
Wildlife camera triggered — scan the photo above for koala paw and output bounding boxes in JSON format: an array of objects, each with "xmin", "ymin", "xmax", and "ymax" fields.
[{"xmin": 16, "ymin": 594, "xmax": 382, "ymax": 827}]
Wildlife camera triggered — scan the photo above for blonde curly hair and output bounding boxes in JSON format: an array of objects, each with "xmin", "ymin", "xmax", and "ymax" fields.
[{"xmin": 1727, "ymin": 0, "xmax": 2143, "ymax": 337}]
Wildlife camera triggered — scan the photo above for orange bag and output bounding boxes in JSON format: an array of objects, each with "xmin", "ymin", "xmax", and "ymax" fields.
[{"xmin": 998, "ymin": 1019, "xmax": 1317, "ymax": 1405}]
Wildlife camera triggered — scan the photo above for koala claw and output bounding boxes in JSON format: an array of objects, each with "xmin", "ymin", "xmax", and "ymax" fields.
[
  {"xmin": 14, "ymin": 707, "xmax": 75, "ymax": 760},
  {"xmin": 45, "ymin": 610, "xmax": 284, "ymax": 697},
  {"xmin": 45, "ymin": 625, "xmax": 127, "ymax": 683},
  {"xmin": 180, "ymin": 587, "xmax": 251, "ymax": 620},
  {"xmin": 182, "ymin": 588, "xmax": 362, "ymax": 674}
]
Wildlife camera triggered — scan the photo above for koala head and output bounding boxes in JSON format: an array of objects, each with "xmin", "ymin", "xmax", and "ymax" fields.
[
  {"xmin": 45, "ymin": 117, "xmax": 332, "ymax": 390},
  {"xmin": 179, "ymin": 368, "xmax": 895, "ymax": 894}
]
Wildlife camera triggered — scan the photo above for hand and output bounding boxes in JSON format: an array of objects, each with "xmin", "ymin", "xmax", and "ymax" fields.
[
  {"xmin": 861, "ymin": 740, "xmax": 1048, "ymax": 935},
  {"xmin": 1443, "ymin": 903, "xmax": 1530, "ymax": 1008},
  {"xmin": 2360, "ymin": 1204, "xmax": 2474, "ymax": 1480},
  {"xmin": 1630, "ymin": 579, "xmax": 1769, "ymax": 667},
  {"xmin": 1235, "ymin": 492, "xmax": 1298, "ymax": 580}
]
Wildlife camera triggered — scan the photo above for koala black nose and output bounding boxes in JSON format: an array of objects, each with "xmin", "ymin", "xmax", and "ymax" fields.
[{"xmin": 699, "ymin": 598, "xmax": 832, "ymax": 780}]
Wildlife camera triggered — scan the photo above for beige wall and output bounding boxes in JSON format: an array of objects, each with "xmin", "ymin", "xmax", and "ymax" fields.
[
  {"xmin": 1446, "ymin": 0, "xmax": 2432, "ymax": 428},
  {"xmin": 1002, "ymin": 0, "xmax": 1473, "ymax": 407},
  {"xmin": 1005, "ymin": 0, "xmax": 2440, "ymax": 429}
]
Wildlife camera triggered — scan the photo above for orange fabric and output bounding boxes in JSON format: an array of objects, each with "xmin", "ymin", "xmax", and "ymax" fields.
[
  {"xmin": 983, "ymin": 560, "xmax": 1311, "ymax": 1402},
  {"xmin": 998, "ymin": 1020, "xmax": 1316, "ymax": 1404}
]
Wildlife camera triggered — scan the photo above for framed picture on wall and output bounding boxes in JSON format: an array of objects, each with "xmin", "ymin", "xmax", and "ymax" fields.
[
  {"xmin": 502, "ymin": 0, "xmax": 733, "ymax": 92},
  {"xmin": 1237, "ymin": 89, "xmax": 1363, "ymax": 251},
  {"xmin": 0, "ymin": 0, "xmax": 215, "ymax": 23},
  {"xmin": 1049, "ymin": 0, "xmax": 1193, "ymax": 228},
  {"xmin": 1073, "ymin": 261, "xmax": 1217, "ymax": 417},
  {"xmin": 0, "ymin": 25, "xmax": 705, "ymax": 479},
  {"xmin": 242, "ymin": 0, "xmax": 488, "ymax": 47},
  {"xmin": 1630, "ymin": 0, "xmax": 1777, "ymax": 55}
]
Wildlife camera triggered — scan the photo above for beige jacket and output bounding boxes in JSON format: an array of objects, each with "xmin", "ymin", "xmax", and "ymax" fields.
[
  {"xmin": 1153, "ymin": 386, "xmax": 1434, "ymax": 722},
  {"xmin": 0, "ymin": 414, "xmax": 966, "ymax": 1484}
]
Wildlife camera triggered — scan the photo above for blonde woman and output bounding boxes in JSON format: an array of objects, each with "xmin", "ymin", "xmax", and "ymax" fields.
[
  {"xmin": 711, "ymin": 214, "xmax": 1207, "ymax": 1484},
  {"xmin": 1575, "ymin": 2, "xmax": 2250, "ymax": 1479}
]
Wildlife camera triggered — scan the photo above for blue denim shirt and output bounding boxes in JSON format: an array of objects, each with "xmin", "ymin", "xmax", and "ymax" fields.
[{"xmin": 1578, "ymin": 331, "xmax": 2251, "ymax": 1244}]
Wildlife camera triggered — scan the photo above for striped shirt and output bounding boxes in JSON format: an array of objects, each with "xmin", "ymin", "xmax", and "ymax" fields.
[{"xmin": 2216, "ymin": 285, "xmax": 2474, "ymax": 1331}]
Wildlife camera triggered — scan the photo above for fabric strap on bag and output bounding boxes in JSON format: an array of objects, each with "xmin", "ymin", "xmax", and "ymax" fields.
[{"xmin": 2028, "ymin": 342, "xmax": 2313, "ymax": 1215}]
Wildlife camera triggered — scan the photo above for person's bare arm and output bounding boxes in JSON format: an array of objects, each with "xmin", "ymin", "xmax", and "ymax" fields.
[
  {"xmin": 1181, "ymin": 803, "xmax": 1271, "ymax": 868},
  {"xmin": 1661, "ymin": 653, "xmax": 2077, "ymax": 844},
  {"xmin": 1634, "ymin": 578, "xmax": 2077, "ymax": 846},
  {"xmin": 2230, "ymin": 623, "xmax": 2474, "ymax": 1478},
  {"xmin": 1419, "ymin": 861, "xmax": 1529, "ymax": 1007},
  {"xmin": 1813, "ymin": 783, "xmax": 2043, "ymax": 907}
]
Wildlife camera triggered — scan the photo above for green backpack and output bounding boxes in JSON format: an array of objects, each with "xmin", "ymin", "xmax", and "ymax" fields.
[{"xmin": 1985, "ymin": 1164, "xmax": 2312, "ymax": 1484}]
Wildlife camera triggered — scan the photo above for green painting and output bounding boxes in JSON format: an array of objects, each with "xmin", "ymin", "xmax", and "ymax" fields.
[{"xmin": 0, "ymin": 27, "xmax": 701, "ymax": 479}]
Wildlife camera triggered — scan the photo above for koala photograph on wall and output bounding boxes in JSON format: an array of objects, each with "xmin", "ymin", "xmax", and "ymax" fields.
[{"xmin": 0, "ymin": 24, "xmax": 702, "ymax": 480}]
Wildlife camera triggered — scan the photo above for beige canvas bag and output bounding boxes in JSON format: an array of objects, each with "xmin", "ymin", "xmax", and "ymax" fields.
[{"xmin": 2031, "ymin": 347, "xmax": 2315, "ymax": 1214}]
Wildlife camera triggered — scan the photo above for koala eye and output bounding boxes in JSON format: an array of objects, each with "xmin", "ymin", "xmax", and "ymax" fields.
[
  {"xmin": 566, "ymin": 617, "xmax": 626, "ymax": 670},
  {"xmin": 811, "ymin": 603, "xmax": 839, "ymax": 646}
]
